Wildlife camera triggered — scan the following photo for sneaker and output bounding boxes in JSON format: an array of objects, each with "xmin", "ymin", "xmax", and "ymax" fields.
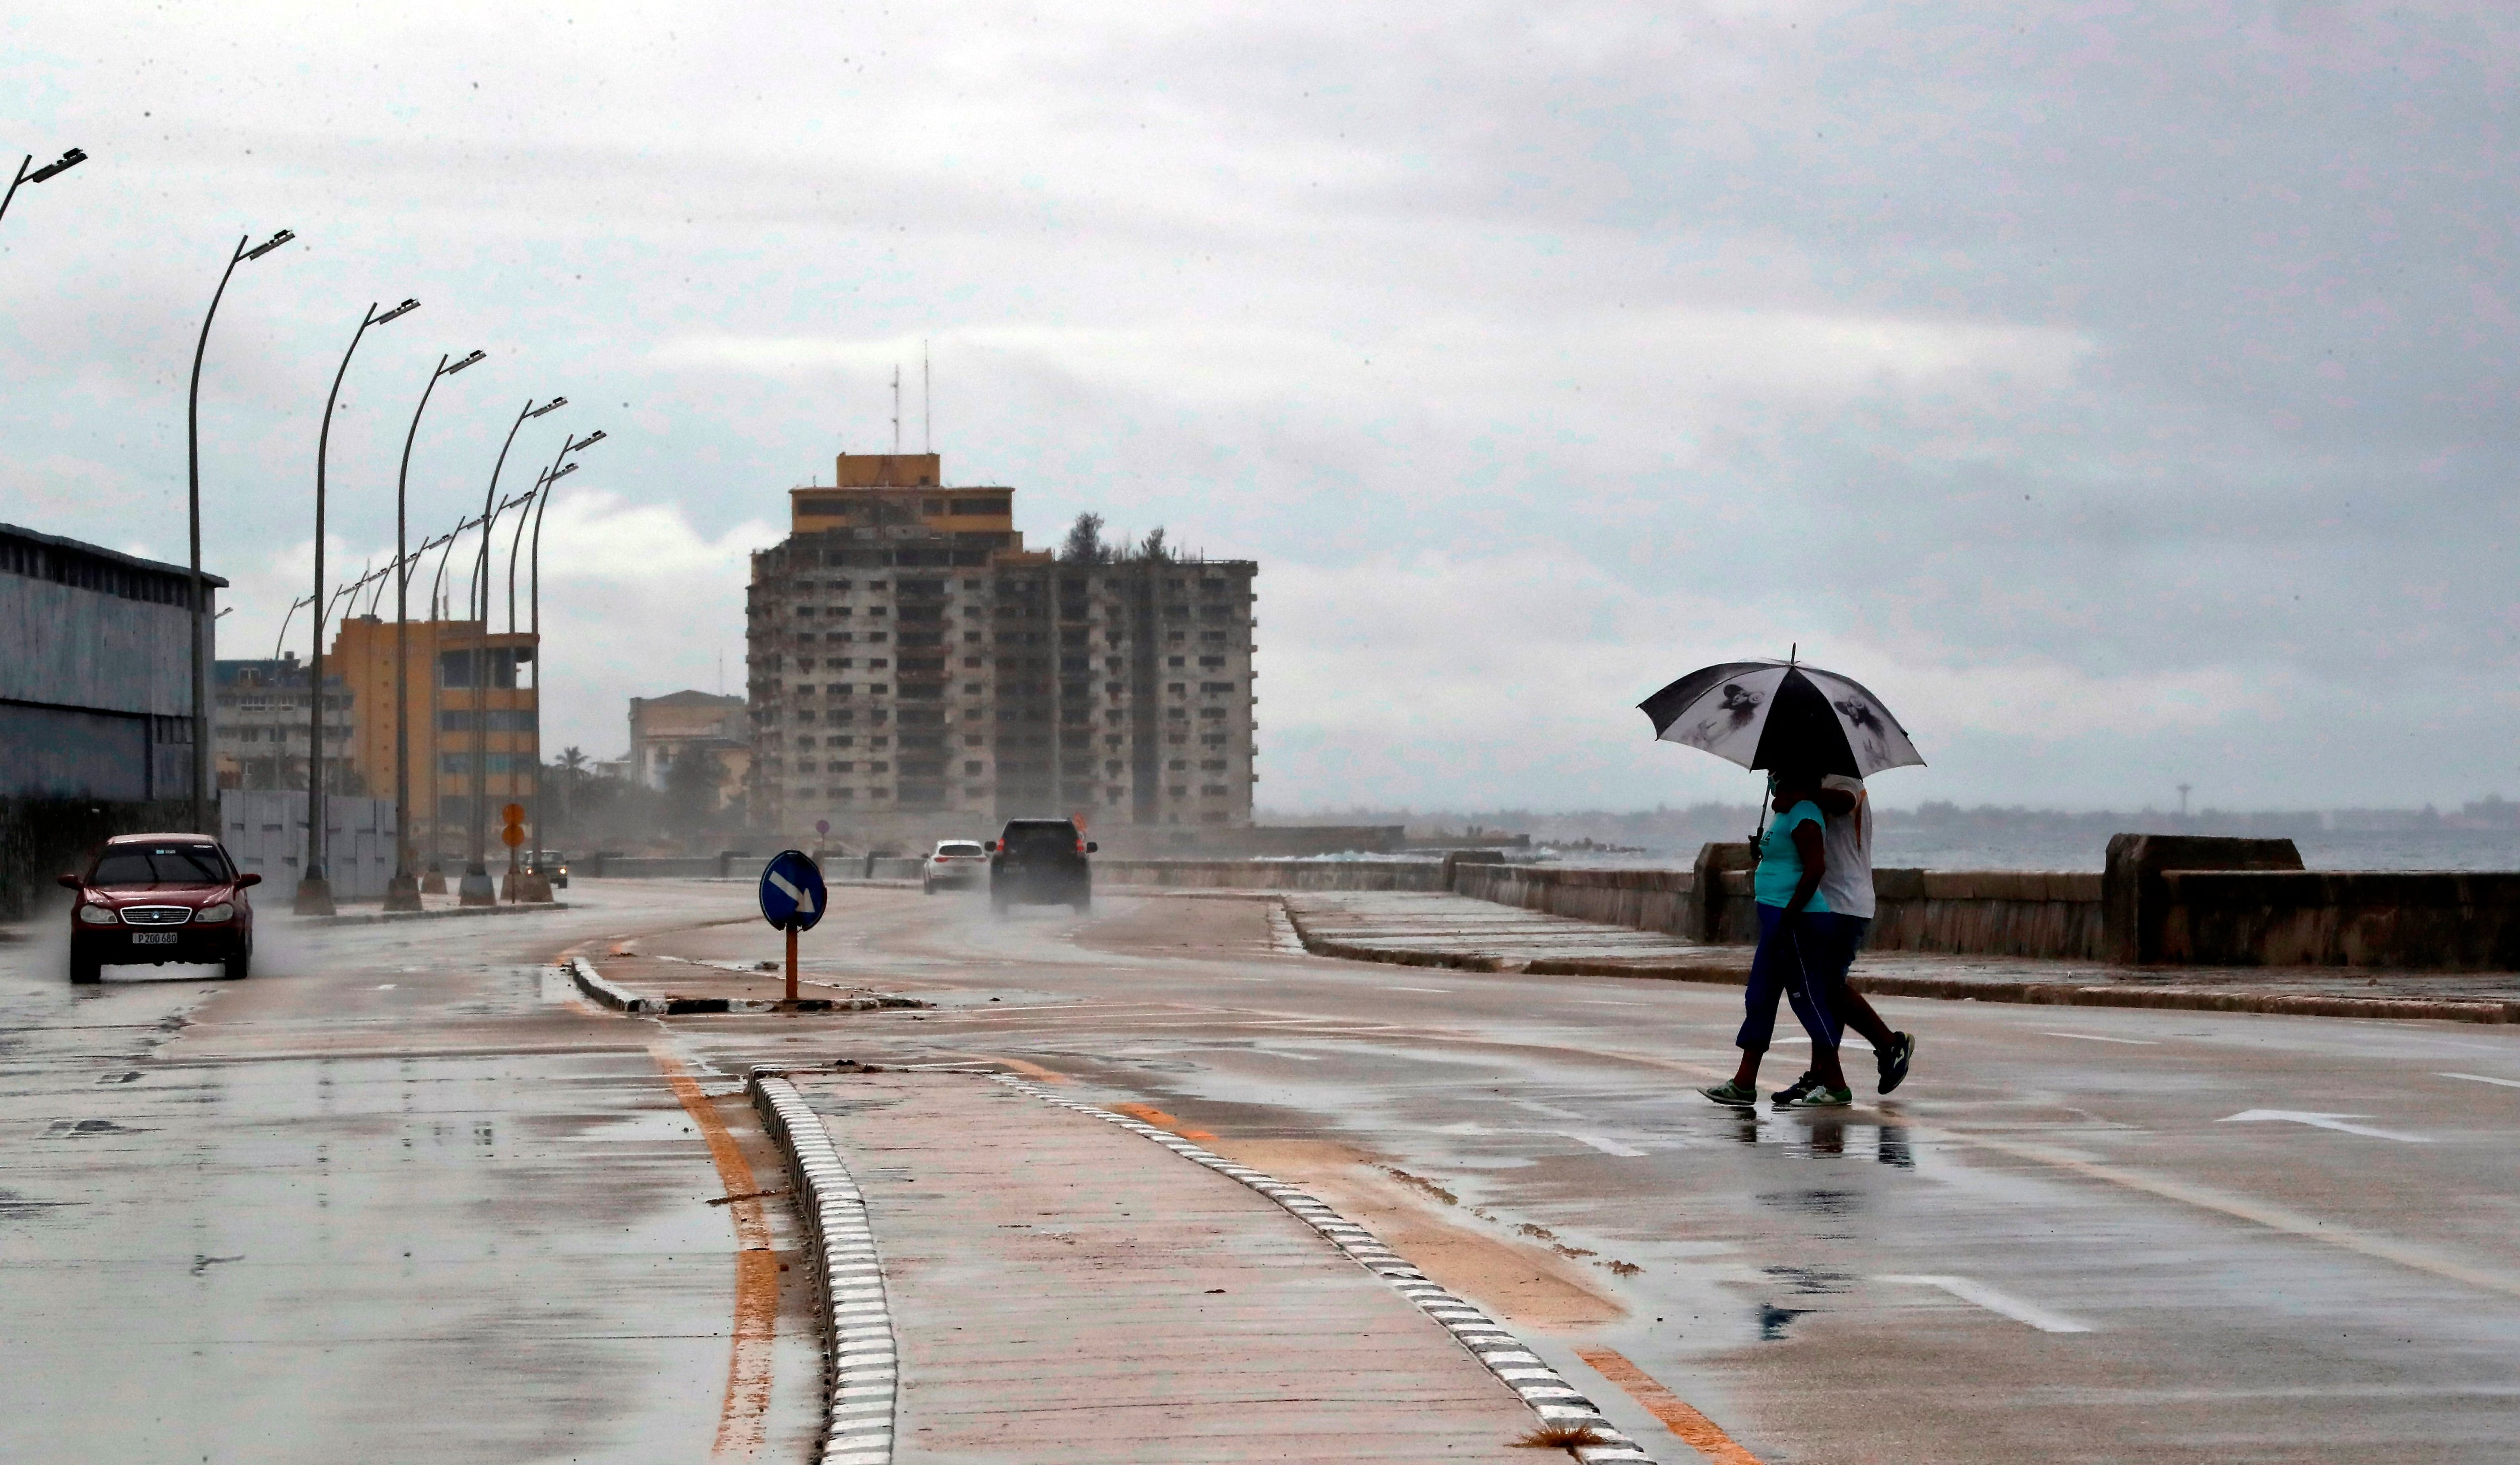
[
  {"xmin": 1878, "ymin": 1032, "xmax": 1916, "ymax": 1096},
  {"xmin": 1698, "ymin": 1079, "xmax": 1759, "ymax": 1108},
  {"xmin": 1775, "ymin": 1083, "xmax": 1854, "ymax": 1110},
  {"xmin": 1769, "ymin": 1071, "xmax": 1819, "ymax": 1108}
]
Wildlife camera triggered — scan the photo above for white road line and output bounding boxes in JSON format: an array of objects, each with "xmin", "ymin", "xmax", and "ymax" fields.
[
  {"xmin": 2220, "ymin": 1109, "xmax": 2432, "ymax": 1143},
  {"xmin": 2040, "ymin": 1031, "xmax": 2155, "ymax": 1045},
  {"xmin": 1876, "ymin": 1274, "xmax": 2092, "ymax": 1333},
  {"xmin": 1387, "ymin": 986, "xmax": 1453, "ymax": 994},
  {"xmin": 1563, "ymin": 1132, "xmax": 1649, "ymax": 1157},
  {"xmin": 2441, "ymin": 1072, "xmax": 2520, "ymax": 1089}
]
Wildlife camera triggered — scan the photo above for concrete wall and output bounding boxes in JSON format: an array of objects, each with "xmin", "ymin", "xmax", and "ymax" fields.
[
  {"xmin": 2161, "ymin": 870, "xmax": 2520, "ymax": 970},
  {"xmin": 1097, "ymin": 859, "xmax": 1450, "ymax": 892},
  {"xmin": 1451, "ymin": 864, "xmax": 1695, "ymax": 933},
  {"xmin": 218, "ymin": 789, "xmax": 397, "ymax": 901}
]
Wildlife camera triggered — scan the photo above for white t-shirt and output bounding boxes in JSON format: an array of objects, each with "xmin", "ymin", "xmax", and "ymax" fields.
[{"xmin": 1817, "ymin": 774, "xmax": 1875, "ymax": 919}]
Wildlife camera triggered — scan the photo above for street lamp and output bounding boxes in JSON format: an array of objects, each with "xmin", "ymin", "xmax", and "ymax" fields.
[
  {"xmin": 185, "ymin": 227, "xmax": 293, "ymax": 841},
  {"xmin": 299, "ymin": 297, "xmax": 418, "ymax": 917},
  {"xmin": 524, "ymin": 431, "xmax": 603, "ymax": 871},
  {"xmin": 383, "ymin": 348, "xmax": 485, "ymax": 912},
  {"xmin": 0, "ymin": 147, "xmax": 87, "ymax": 227},
  {"xmin": 461, "ymin": 396, "xmax": 565, "ymax": 906}
]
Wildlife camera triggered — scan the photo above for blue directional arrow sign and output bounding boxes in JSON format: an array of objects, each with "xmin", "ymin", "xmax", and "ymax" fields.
[{"xmin": 758, "ymin": 849, "xmax": 826, "ymax": 933}]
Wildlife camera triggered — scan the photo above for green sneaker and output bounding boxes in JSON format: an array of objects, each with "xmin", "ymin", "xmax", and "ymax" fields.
[
  {"xmin": 1769, "ymin": 1071, "xmax": 1819, "ymax": 1107},
  {"xmin": 1698, "ymin": 1079, "xmax": 1759, "ymax": 1108},
  {"xmin": 1775, "ymin": 1083, "xmax": 1854, "ymax": 1110}
]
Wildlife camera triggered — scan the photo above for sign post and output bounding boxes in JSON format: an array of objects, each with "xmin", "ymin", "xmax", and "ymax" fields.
[{"xmin": 757, "ymin": 849, "xmax": 826, "ymax": 1007}]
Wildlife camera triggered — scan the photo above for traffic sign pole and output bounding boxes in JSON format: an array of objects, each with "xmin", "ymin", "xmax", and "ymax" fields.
[{"xmin": 786, "ymin": 921, "xmax": 799, "ymax": 1004}]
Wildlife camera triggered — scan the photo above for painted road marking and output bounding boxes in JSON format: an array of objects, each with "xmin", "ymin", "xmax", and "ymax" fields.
[
  {"xmin": 2442, "ymin": 1072, "xmax": 2520, "ymax": 1090},
  {"xmin": 650, "ymin": 1044, "xmax": 779, "ymax": 1460},
  {"xmin": 1564, "ymin": 1132, "xmax": 1649, "ymax": 1157},
  {"xmin": 2040, "ymin": 1031, "xmax": 2155, "ymax": 1045},
  {"xmin": 1572, "ymin": 1346, "xmax": 1765, "ymax": 1464},
  {"xmin": 2221, "ymin": 1109, "xmax": 2432, "ymax": 1143},
  {"xmin": 1876, "ymin": 1274, "xmax": 2092, "ymax": 1333},
  {"xmin": 1387, "ymin": 986, "xmax": 1454, "ymax": 994}
]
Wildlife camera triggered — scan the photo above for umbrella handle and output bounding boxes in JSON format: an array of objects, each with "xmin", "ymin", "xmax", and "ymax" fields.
[{"xmin": 1747, "ymin": 771, "xmax": 1775, "ymax": 850}]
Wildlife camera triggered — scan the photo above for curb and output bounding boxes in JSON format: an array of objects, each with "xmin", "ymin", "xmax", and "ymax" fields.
[
  {"xmin": 566, "ymin": 957, "xmax": 926, "ymax": 1017},
  {"xmin": 992, "ymin": 1074, "xmax": 1659, "ymax": 1464},
  {"xmin": 1282, "ymin": 905, "xmax": 2520, "ymax": 1025},
  {"xmin": 569, "ymin": 956, "xmax": 662, "ymax": 1014},
  {"xmin": 749, "ymin": 1072, "xmax": 897, "ymax": 1465},
  {"xmin": 303, "ymin": 900, "xmax": 568, "ymax": 927}
]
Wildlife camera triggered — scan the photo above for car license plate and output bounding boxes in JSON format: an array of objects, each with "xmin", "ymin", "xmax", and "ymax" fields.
[{"xmin": 130, "ymin": 932, "xmax": 178, "ymax": 945}]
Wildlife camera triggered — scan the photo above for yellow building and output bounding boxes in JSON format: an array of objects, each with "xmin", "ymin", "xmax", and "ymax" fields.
[{"xmin": 330, "ymin": 614, "xmax": 540, "ymax": 866}]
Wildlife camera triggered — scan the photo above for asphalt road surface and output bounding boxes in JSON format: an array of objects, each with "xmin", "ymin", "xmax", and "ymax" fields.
[{"xmin": 8, "ymin": 877, "xmax": 2519, "ymax": 1463}]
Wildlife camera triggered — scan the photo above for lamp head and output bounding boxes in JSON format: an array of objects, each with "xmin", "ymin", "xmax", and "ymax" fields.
[
  {"xmin": 551, "ymin": 462, "xmax": 578, "ymax": 481},
  {"xmin": 375, "ymin": 298, "xmax": 420, "ymax": 325},
  {"xmin": 243, "ymin": 228, "xmax": 295, "ymax": 261},
  {"xmin": 27, "ymin": 148, "xmax": 87, "ymax": 183},
  {"xmin": 571, "ymin": 429, "xmax": 607, "ymax": 452},
  {"xmin": 445, "ymin": 349, "xmax": 487, "ymax": 375},
  {"xmin": 527, "ymin": 396, "xmax": 567, "ymax": 419}
]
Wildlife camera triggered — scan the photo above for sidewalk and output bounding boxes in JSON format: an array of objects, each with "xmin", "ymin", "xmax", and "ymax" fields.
[
  {"xmin": 1285, "ymin": 891, "xmax": 2520, "ymax": 1023},
  {"xmin": 776, "ymin": 1069, "xmax": 1607, "ymax": 1462}
]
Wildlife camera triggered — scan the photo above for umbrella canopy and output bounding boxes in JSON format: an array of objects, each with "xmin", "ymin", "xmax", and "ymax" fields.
[{"xmin": 1638, "ymin": 660, "xmax": 1924, "ymax": 779}]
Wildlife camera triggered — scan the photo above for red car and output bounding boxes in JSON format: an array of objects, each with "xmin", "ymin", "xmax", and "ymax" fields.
[{"xmin": 59, "ymin": 833, "xmax": 260, "ymax": 984}]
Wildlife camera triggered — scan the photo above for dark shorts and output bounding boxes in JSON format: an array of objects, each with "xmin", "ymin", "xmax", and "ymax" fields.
[{"xmin": 1736, "ymin": 903, "xmax": 1844, "ymax": 1052}]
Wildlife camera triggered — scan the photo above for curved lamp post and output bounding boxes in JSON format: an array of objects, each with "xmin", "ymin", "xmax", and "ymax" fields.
[
  {"xmin": 522, "ymin": 432, "xmax": 602, "ymax": 867},
  {"xmin": 185, "ymin": 227, "xmax": 293, "ymax": 838},
  {"xmin": 383, "ymin": 349, "xmax": 485, "ymax": 911},
  {"xmin": 299, "ymin": 297, "xmax": 418, "ymax": 916},
  {"xmin": 460, "ymin": 396, "xmax": 564, "ymax": 906},
  {"xmin": 0, "ymin": 147, "xmax": 87, "ymax": 227}
]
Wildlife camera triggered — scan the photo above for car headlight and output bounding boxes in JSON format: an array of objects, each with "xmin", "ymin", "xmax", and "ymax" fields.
[
  {"xmin": 78, "ymin": 903, "xmax": 118, "ymax": 925},
  {"xmin": 196, "ymin": 902, "xmax": 235, "ymax": 923}
]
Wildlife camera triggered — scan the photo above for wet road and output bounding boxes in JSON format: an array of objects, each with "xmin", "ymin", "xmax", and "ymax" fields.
[
  {"xmin": 0, "ymin": 884, "xmax": 820, "ymax": 1464},
  {"xmin": 651, "ymin": 885, "xmax": 2520, "ymax": 1465},
  {"xmin": 9, "ymin": 877, "xmax": 2518, "ymax": 1463}
]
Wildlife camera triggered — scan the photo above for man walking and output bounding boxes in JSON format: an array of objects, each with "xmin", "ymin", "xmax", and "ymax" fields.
[{"xmin": 1814, "ymin": 774, "xmax": 1915, "ymax": 1094}]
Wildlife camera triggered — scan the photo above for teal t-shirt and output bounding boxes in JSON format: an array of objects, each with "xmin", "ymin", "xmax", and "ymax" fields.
[{"xmin": 1754, "ymin": 800, "xmax": 1832, "ymax": 912}]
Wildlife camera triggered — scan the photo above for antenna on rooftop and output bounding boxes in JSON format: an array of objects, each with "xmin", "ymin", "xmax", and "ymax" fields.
[
  {"xmin": 891, "ymin": 365, "xmax": 902, "ymax": 455},
  {"xmin": 922, "ymin": 339, "xmax": 932, "ymax": 456}
]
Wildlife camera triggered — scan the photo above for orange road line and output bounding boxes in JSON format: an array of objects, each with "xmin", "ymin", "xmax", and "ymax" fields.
[
  {"xmin": 651, "ymin": 1043, "xmax": 778, "ymax": 1461},
  {"xmin": 1573, "ymin": 1346, "xmax": 1767, "ymax": 1465},
  {"xmin": 1107, "ymin": 1101, "xmax": 1218, "ymax": 1141}
]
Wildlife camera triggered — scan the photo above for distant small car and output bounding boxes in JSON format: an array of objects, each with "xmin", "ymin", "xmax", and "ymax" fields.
[
  {"xmin": 922, "ymin": 840, "xmax": 988, "ymax": 894},
  {"xmin": 526, "ymin": 848, "xmax": 570, "ymax": 889},
  {"xmin": 988, "ymin": 819, "xmax": 1096, "ymax": 914},
  {"xmin": 59, "ymin": 833, "xmax": 260, "ymax": 984}
]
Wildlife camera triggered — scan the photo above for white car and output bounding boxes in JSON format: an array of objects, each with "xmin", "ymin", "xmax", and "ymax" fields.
[{"xmin": 921, "ymin": 839, "xmax": 989, "ymax": 894}]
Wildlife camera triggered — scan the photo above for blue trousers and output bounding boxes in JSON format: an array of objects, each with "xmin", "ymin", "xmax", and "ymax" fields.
[{"xmin": 1736, "ymin": 903, "xmax": 1845, "ymax": 1052}]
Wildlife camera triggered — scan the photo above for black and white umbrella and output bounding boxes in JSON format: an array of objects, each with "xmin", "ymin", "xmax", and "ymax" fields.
[{"xmin": 1637, "ymin": 659, "xmax": 1924, "ymax": 779}]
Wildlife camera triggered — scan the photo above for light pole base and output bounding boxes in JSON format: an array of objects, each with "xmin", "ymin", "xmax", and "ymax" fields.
[
  {"xmin": 421, "ymin": 865, "xmax": 448, "ymax": 895},
  {"xmin": 457, "ymin": 869, "xmax": 496, "ymax": 906},
  {"xmin": 293, "ymin": 877, "xmax": 336, "ymax": 917},
  {"xmin": 383, "ymin": 874, "xmax": 422, "ymax": 912},
  {"xmin": 517, "ymin": 873, "xmax": 554, "ymax": 903}
]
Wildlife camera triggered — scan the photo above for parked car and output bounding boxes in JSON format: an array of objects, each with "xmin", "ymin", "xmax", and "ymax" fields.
[
  {"xmin": 922, "ymin": 840, "xmax": 989, "ymax": 894},
  {"xmin": 988, "ymin": 819, "xmax": 1097, "ymax": 914},
  {"xmin": 526, "ymin": 848, "xmax": 570, "ymax": 889},
  {"xmin": 59, "ymin": 833, "xmax": 260, "ymax": 984}
]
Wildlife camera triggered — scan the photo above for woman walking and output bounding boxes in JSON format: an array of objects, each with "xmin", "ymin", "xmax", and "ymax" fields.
[{"xmin": 1699, "ymin": 770, "xmax": 1855, "ymax": 1110}]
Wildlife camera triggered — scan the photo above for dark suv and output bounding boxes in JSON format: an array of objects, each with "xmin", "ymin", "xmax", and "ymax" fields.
[
  {"xmin": 989, "ymin": 819, "xmax": 1097, "ymax": 914},
  {"xmin": 60, "ymin": 833, "xmax": 260, "ymax": 984}
]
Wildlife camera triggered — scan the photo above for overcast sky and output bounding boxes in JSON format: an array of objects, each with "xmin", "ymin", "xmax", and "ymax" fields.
[{"xmin": 6, "ymin": 3, "xmax": 2515, "ymax": 812}]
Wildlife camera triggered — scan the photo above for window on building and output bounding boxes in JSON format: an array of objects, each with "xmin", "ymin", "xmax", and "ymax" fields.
[
  {"xmin": 1167, "ymin": 656, "xmax": 1184, "ymax": 667},
  {"xmin": 1200, "ymin": 656, "xmax": 1225, "ymax": 668},
  {"xmin": 964, "ymin": 761, "xmax": 984, "ymax": 775},
  {"xmin": 831, "ymin": 761, "xmax": 853, "ymax": 772},
  {"xmin": 1169, "ymin": 759, "xmax": 1186, "ymax": 770},
  {"xmin": 1169, "ymin": 785, "xmax": 1187, "ymax": 798},
  {"xmin": 1201, "ymin": 682, "xmax": 1234, "ymax": 694},
  {"xmin": 1167, "ymin": 683, "xmax": 1185, "ymax": 694}
]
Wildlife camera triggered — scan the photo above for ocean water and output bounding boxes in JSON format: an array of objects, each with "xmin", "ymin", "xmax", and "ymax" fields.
[{"xmin": 1865, "ymin": 826, "xmax": 2520, "ymax": 873}]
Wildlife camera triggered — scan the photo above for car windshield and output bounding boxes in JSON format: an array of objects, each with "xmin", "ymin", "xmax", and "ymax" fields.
[
  {"xmin": 937, "ymin": 842, "xmax": 985, "ymax": 858},
  {"xmin": 1001, "ymin": 823, "xmax": 1078, "ymax": 853},
  {"xmin": 89, "ymin": 845, "xmax": 230, "ymax": 887}
]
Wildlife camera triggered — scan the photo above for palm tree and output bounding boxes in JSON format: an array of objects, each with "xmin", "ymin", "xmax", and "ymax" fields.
[{"xmin": 558, "ymin": 746, "xmax": 588, "ymax": 835}]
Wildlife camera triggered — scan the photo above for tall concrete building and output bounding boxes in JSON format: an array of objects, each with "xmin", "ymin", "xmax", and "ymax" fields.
[{"xmin": 746, "ymin": 453, "xmax": 1257, "ymax": 850}]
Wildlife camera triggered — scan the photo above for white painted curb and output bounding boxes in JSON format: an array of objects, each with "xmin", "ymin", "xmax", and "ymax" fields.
[
  {"xmin": 750, "ymin": 1073, "xmax": 897, "ymax": 1465},
  {"xmin": 569, "ymin": 956, "xmax": 662, "ymax": 1014},
  {"xmin": 992, "ymin": 1075, "xmax": 1658, "ymax": 1464}
]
